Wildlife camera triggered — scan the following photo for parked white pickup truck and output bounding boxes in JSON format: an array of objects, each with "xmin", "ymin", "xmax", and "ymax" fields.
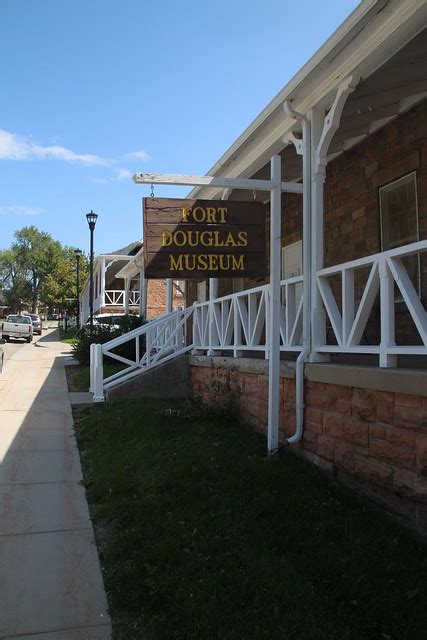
[{"xmin": 1, "ymin": 315, "xmax": 34, "ymax": 343}]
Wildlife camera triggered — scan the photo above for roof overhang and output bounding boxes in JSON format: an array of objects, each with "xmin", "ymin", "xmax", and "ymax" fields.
[
  {"xmin": 115, "ymin": 245, "xmax": 145, "ymax": 279},
  {"xmin": 189, "ymin": 0, "xmax": 427, "ymax": 200}
]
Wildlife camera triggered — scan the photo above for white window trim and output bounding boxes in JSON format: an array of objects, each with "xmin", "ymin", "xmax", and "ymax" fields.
[{"xmin": 379, "ymin": 171, "xmax": 420, "ymax": 297}]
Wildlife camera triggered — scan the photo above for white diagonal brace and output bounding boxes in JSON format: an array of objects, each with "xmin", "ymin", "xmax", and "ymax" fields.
[
  {"xmin": 316, "ymin": 276, "xmax": 343, "ymax": 346},
  {"xmin": 347, "ymin": 262, "xmax": 379, "ymax": 346},
  {"xmin": 388, "ymin": 257, "xmax": 427, "ymax": 345}
]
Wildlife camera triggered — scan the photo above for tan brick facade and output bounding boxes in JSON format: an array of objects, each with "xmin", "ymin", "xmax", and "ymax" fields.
[{"xmin": 191, "ymin": 362, "xmax": 427, "ymax": 530}]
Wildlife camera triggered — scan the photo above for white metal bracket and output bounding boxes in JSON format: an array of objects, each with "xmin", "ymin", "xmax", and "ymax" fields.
[{"xmin": 314, "ymin": 75, "xmax": 359, "ymax": 179}]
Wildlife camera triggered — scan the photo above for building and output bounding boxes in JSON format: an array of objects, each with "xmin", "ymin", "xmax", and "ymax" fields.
[
  {"xmin": 80, "ymin": 241, "xmax": 185, "ymax": 322},
  {"xmin": 93, "ymin": 0, "xmax": 427, "ymax": 530}
]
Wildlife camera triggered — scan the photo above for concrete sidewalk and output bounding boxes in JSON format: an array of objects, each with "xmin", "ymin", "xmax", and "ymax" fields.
[{"xmin": 0, "ymin": 330, "xmax": 111, "ymax": 639}]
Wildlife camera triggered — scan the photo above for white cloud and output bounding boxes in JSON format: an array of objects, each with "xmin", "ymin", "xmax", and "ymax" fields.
[
  {"xmin": 0, "ymin": 205, "xmax": 43, "ymax": 216},
  {"xmin": 90, "ymin": 168, "xmax": 133, "ymax": 184},
  {"xmin": 123, "ymin": 150, "xmax": 150, "ymax": 161},
  {"xmin": 0, "ymin": 129, "xmax": 110, "ymax": 166},
  {"xmin": 0, "ymin": 129, "xmax": 150, "ymax": 185}
]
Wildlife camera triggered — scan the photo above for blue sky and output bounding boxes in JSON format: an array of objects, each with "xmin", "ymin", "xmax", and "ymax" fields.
[{"xmin": 1, "ymin": 0, "xmax": 359, "ymax": 255}]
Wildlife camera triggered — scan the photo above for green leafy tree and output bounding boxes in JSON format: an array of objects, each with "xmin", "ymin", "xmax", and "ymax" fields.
[
  {"xmin": 42, "ymin": 247, "xmax": 89, "ymax": 313},
  {"xmin": 0, "ymin": 248, "xmax": 31, "ymax": 312},
  {"xmin": 13, "ymin": 226, "xmax": 62, "ymax": 313},
  {"xmin": 2, "ymin": 226, "xmax": 90, "ymax": 314}
]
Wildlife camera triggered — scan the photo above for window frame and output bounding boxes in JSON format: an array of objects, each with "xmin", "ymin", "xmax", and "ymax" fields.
[{"xmin": 379, "ymin": 171, "xmax": 420, "ymax": 296}]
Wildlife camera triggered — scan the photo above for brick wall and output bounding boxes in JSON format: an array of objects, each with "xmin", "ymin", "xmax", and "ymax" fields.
[
  {"xmin": 191, "ymin": 362, "xmax": 427, "ymax": 530},
  {"xmin": 146, "ymin": 280, "xmax": 184, "ymax": 319}
]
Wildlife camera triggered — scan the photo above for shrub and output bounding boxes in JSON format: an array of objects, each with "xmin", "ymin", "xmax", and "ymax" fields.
[{"xmin": 72, "ymin": 315, "xmax": 146, "ymax": 365}]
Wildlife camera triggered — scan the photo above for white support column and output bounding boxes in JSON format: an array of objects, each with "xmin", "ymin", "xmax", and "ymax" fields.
[
  {"xmin": 139, "ymin": 268, "xmax": 147, "ymax": 318},
  {"xmin": 309, "ymin": 107, "xmax": 328, "ymax": 359},
  {"xmin": 100, "ymin": 258, "xmax": 106, "ymax": 308},
  {"xmin": 208, "ymin": 189, "xmax": 230, "ymax": 356},
  {"xmin": 166, "ymin": 278, "xmax": 173, "ymax": 313},
  {"xmin": 267, "ymin": 154, "xmax": 282, "ymax": 455},
  {"xmin": 124, "ymin": 277, "xmax": 130, "ymax": 314},
  {"xmin": 309, "ymin": 77, "xmax": 358, "ymax": 361}
]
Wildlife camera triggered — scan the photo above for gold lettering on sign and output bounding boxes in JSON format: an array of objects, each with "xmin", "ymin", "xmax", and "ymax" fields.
[
  {"xmin": 168, "ymin": 253, "xmax": 246, "ymax": 272},
  {"xmin": 181, "ymin": 207, "xmax": 192, "ymax": 223},
  {"xmin": 161, "ymin": 229, "xmax": 249, "ymax": 248},
  {"xmin": 179, "ymin": 206, "xmax": 228, "ymax": 224}
]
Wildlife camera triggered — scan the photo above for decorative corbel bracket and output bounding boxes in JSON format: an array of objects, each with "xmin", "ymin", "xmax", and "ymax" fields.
[
  {"xmin": 283, "ymin": 130, "xmax": 304, "ymax": 156},
  {"xmin": 282, "ymin": 100, "xmax": 305, "ymax": 156},
  {"xmin": 314, "ymin": 75, "xmax": 359, "ymax": 179}
]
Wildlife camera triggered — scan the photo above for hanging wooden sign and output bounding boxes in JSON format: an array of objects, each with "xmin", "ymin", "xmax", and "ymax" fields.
[{"xmin": 143, "ymin": 197, "xmax": 267, "ymax": 278}]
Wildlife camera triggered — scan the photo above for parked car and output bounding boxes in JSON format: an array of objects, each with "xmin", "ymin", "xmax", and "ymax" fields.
[
  {"xmin": 1, "ymin": 315, "xmax": 33, "ymax": 343},
  {"xmin": 25, "ymin": 314, "xmax": 43, "ymax": 335},
  {"xmin": 85, "ymin": 313, "xmax": 126, "ymax": 330}
]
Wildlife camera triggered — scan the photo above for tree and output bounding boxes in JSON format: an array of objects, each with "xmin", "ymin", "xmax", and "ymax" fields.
[
  {"xmin": 2, "ymin": 226, "xmax": 90, "ymax": 314},
  {"xmin": 41, "ymin": 246, "xmax": 89, "ymax": 313},
  {"xmin": 0, "ymin": 248, "xmax": 31, "ymax": 312},
  {"xmin": 13, "ymin": 226, "xmax": 62, "ymax": 313}
]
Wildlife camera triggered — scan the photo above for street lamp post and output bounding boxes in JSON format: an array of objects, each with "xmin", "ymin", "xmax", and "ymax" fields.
[
  {"xmin": 86, "ymin": 210, "xmax": 98, "ymax": 328},
  {"xmin": 74, "ymin": 248, "xmax": 82, "ymax": 329}
]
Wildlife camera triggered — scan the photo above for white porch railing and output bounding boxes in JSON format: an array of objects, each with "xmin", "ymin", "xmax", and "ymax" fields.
[
  {"xmin": 91, "ymin": 241, "xmax": 427, "ymax": 399},
  {"xmin": 316, "ymin": 240, "xmax": 427, "ymax": 366},
  {"xmin": 193, "ymin": 276, "xmax": 304, "ymax": 356},
  {"xmin": 104, "ymin": 290, "xmax": 124, "ymax": 305},
  {"xmin": 104, "ymin": 290, "xmax": 140, "ymax": 306},
  {"xmin": 129, "ymin": 291, "xmax": 141, "ymax": 305}
]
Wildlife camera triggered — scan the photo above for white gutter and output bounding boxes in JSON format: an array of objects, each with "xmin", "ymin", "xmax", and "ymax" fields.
[{"xmin": 283, "ymin": 102, "xmax": 312, "ymax": 445}]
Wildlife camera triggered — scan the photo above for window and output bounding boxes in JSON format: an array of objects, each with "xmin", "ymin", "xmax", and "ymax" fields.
[{"xmin": 379, "ymin": 172, "xmax": 420, "ymax": 293}]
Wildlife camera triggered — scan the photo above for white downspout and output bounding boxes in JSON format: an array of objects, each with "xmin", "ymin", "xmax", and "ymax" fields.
[{"xmin": 283, "ymin": 102, "xmax": 311, "ymax": 445}]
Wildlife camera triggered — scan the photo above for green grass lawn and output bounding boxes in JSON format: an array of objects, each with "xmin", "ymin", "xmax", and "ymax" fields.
[
  {"xmin": 74, "ymin": 398, "xmax": 426, "ymax": 640},
  {"xmin": 59, "ymin": 325, "xmax": 78, "ymax": 344}
]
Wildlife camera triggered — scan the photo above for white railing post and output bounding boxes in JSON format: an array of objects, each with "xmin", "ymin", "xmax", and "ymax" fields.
[
  {"xmin": 93, "ymin": 344, "xmax": 105, "ymax": 402},
  {"xmin": 379, "ymin": 257, "xmax": 397, "ymax": 368},
  {"xmin": 208, "ymin": 280, "xmax": 220, "ymax": 356},
  {"xmin": 124, "ymin": 279, "xmax": 130, "ymax": 314},
  {"xmin": 89, "ymin": 342, "xmax": 96, "ymax": 393},
  {"xmin": 139, "ymin": 268, "xmax": 147, "ymax": 318},
  {"xmin": 233, "ymin": 297, "xmax": 243, "ymax": 357}
]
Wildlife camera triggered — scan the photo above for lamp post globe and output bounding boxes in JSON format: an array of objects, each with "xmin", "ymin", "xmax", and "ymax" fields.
[{"xmin": 86, "ymin": 211, "xmax": 98, "ymax": 328}]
